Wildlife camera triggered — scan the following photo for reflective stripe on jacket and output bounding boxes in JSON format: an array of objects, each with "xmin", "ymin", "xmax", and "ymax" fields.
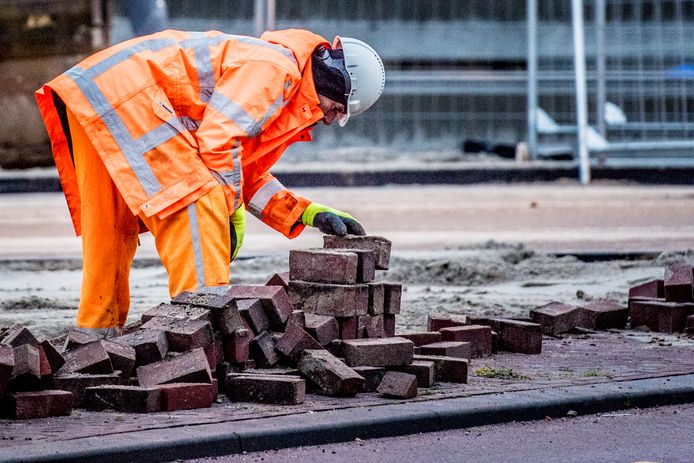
[{"xmin": 35, "ymin": 29, "xmax": 326, "ymax": 237}]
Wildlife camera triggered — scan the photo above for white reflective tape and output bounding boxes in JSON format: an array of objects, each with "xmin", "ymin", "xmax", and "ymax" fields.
[
  {"xmin": 187, "ymin": 203, "xmax": 206, "ymax": 289},
  {"xmin": 248, "ymin": 179, "xmax": 285, "ymax": 219}
]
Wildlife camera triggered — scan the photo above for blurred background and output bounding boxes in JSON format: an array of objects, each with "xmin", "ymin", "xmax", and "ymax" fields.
[{"xmin": 3, "ymin": 0, "xmax": 694, "ymax": 175}]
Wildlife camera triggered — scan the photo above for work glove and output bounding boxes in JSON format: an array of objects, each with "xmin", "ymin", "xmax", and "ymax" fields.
[
  {"xmin": 301, "ymin": 202, "xmax": 366, "ymax": 236},
  {"xmin": 230, "ymin": 204, "xmax": 246, "ymax": 261}
]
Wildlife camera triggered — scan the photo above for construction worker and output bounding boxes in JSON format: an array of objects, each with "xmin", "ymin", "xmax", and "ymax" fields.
[{"xmin": 35, "ymin": 29, "xmax": 386, "ymax": 337}]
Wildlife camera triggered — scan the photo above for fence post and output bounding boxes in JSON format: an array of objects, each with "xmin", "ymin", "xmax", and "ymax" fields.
[
  {"xmin": 526, "ymin": 0, "xmax": 538, "ymax": 159},
  {"xmin": 595, "ymin": 0, "xmax": 607, "ymax": 137},
  {"xmin": 571, "ymin": 0, "xmax": 591, "ymax": 184}
]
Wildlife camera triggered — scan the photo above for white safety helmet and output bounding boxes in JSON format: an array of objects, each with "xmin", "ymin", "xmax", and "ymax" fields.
[{"xmin": 332, "ymin": 36, "xmax": 386, "ymax": 127}]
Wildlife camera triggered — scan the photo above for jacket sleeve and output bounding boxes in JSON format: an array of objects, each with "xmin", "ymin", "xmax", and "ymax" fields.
[{"xmin": 194, "ymin": 60, "xmax": 297, "ymax": 212}]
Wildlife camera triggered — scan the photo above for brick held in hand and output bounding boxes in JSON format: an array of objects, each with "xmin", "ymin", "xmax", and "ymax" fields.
[
  {"xmin": 629, "ymin": 300, "xmax": 691, "ymax": 333},
  {"xmin": 227, "ymin": 285, "xmax": 293, "ymax": 327},
  {"xmin": 289, "ymin": 248, "xmax": 360, "ymax": 284},
  {"xmin": 439, "ymin": 325, "xmax": 493, "ymax": 357},
  {"xmin": 236, "ymin": 299, "xmax": 270, "ymax": 335},
  {"xmin": 2, "ymin": 390, "xmax": 73, "ymax": 419},
  {"xmin": 275, "ymin": 322, "xmax": 323, "ymax": 364},
  {"xmin": 0, "ymin": 324, "xmax": 39, "ymax": 348},
  {"xmin": 226, "ymin": 374, "xmax": 305, "ymax": 405},
  {"xmin": 578, "ymin": 300, "xmax": 628, "ymax": 330},
  {"xmin": 288, "ymin": 281, "xmax": 368, "ymax": 317},
  {"xmin": 304, "ymin": 314, "xmax": 339, "ymax": 346},
  {"xmin": 56, "ymin": 341, "xmax": 113, "ymax": 375},
  {"xmin": 249, "ymin": 331, "xmax": 280, "ymax": 367},
  {"xmin": 323, "ymin": 235, "xmax": 392, "ymax": 270},
  {"xmin": 140, "ymin": 317, "xmax": 213, "ymax": 352},
  {"xmin": 530, "ymin": 302, "xmax": 582, "ymax": 336},
  {"xmin": 399, "ymin": 331, "xmax": 442, "ymax": 347},
  {"xmin": 158, "ymin": 382, "xmax": 216, "ymax": 411},
  {"xmin": 116, "ymin": 330, "xmax": 169, "ymax": 367},
  {"xmin": 298, "ymin": 349, "xmax": 364, "ymax": 397},
  {"xmin": 85, "ymin": 385, "xmax": 161, "ymax": 413},
  {"xmin": 419, "ymin": 341, "xmax": 471, "ymax": 360},
  {"xmin": 413, "ymin": 355, "xmax": 468, "ymax": 383},
  {"xmin": 391, "ymin": 360, "xmax": 435, "ymax": 387},
  {"xmin": 342, "ymin": 337, "xmax": 414, "ymax": 367},
  {"xmin": 377, "ymin": 371, "xmax": 417, "ymax": 399},
  {"xmin": 136, "ymin": 347, "xmax": 212, "ymax": 387},
  {"xmin": 50, "ymin": 373, "xmax": 122, "ymax": 407},
  {"xmin": 140, "ymin": 303, "xmax": 211, "ymax": 324},
  {"xmin": 265, "ymin": 272, "xmax": 290, "ymax": 289},
  {"xmin": 664, "ymin": 264, "xmax": 694, "ymax": 302},
  {"xmin": 628, "ymin": 279, "xmax": 664, "ymax": 300}
]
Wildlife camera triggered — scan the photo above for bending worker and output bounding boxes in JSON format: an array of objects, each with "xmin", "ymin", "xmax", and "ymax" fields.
[{"xmin": 35, "ymin": 29, "xmax": 386, "ymax": 337}]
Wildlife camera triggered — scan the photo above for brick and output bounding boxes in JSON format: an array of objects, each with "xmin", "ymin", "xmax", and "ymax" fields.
[
  {"xmin": 227, "ymin": 285, "xmax": 293, "ymax": 327},
  {"xmin": 413, "ymin": 355, "xmax": 468, "ymax": 383},
  {"xmin": 439, "ymin": 325, "xmax": 492, "ymax": 357},
  {"xmin": 226, "ymin": 374, "xmax": 305, "ymax": 405},
  {"xmin": 51, "ymin": 373, "xmax": 122, "ymax": 407},
  {"xmin": 529, "ymin": 302, "xmax": 581, "ymax": 336},
  {"xmin": 12, "ymin": 344, "xmax": 40, "ymax": 378},
  {"xmin": 377, "ymin": 371, "xmax": 417, "ymax": 399},
  {"xmin": 419, "ymin": 341, "xmax": 471, "ymax": 360},
  {"xmin": 327, "ymin": 339, "xmax": 344, "ymax": 358},
  {"xmin": 289, "ymin": 248, "xmax": 360, "ymax": 284},
  {"xmin": 0, "ymin": 324, "xmax": 39, "ymax": 348},
  {"xmin": 357, "ymin": 315, "xmax": 370, "ymax": 339},
  {"xmin": 383, "ymin": 314, "xmax": 396, "ymax": 337},
  {"xmin": 628, "ymin": 279, "xmax": 664, "ymax": 300},
  {"xmin": 399, "ymin": 332, "xmax": 442, "ymax": 347},
  {"xmin": 304, "ymin": 314, "xmax": 339, "ymax": 346},
  {"xmin": 288, "ymin": 281, "xmax": 368, "ymax": 317},
  {"xmin": 578, "ymin": 300, "xmax": 628, "ymax": 330},
  {"xmin": 382, "ymin": 283, "xmax": 402, "ymax": 315},
  {"xmin": 158, "ymin": 382, "xmax": 216, "ymax": 411},
  {"xmin": 86, "ymin": 385, "xmax": 161, "ymax": 413},
  {"xmin": 204, "ymin": 333, "xmax": 224, "ymax": 368},
  {"xmin": 352, "ymin": 366, "xmax": 386, "ymax": 392},
  {"xmin": 266, "ymin": 272, "xmax": 290, "ymax": 289},
  {"xmin": 323, "ymin": 235, "xmax": 392, "ymax": 270},
  {"xmin": 664, "ymin": 264, "xmax": 694, "ymax": 302},
  {"xmin": 116, "ymin": 330, "xmax": 169, "ymax": 366},
  {"xmin": 365, "ymin": 315, "xmax": 385, "ymax": 338},
  {"xmin": 237, "ymin": 299, "xmax": 270, "ymax": 335},
  {"xmin": 101, "ymin": 340, "xmax": 136, "ymax": 378},
  {"xmin": 686, "ymin": 315, "xmax": 694, "ymax": 334},
  {"xmin": 0, "ymin": 345, "xmax": 14, "ymax": 397},
  {"xmin": 172, "ymin": 292, "xmax": 246, "ymax": 334},
  {"xmin": 368, "ymin": 283, "xmax": 385, "ymax": 315},
  {"xmin": 141, "ymin": 318, "xmax": 213, "ymax": 352},
  {"xmin": 56, "ymin": 341, "xmax": 112, "ymax": 375},
  {"xmin": 477, "ymin": 318, "xmax": 543, "ymax": 354},
  {"xmin": 136, "ymin": 348, "xmax": 212, "ymax": 387},
  {"xmin": 2, "ymin": 390, "xmax": 73, "ymax": 419},
  {"xmin": 287, "ymin": 310, "xmax": 306, "ymax": 329},
  {"xmin": 392, "ymin": 360, "xmax": 435, "ymax": 387},
  {"xmin": 249, "ymin": 331, "xmax": 280, "ymax": 367},
  {"xmin": 64, "ymin": 329, "xmax": 100, "ymax": 350},
  {"xmin": 275, "ymin": 321, "xmax": 324, "ymax": 363},
  {"xmin": 222, "ymin": 329, "xmax": 250, "ymax": 364},
  {"xmin": 342, "ymin": 337, "xmax": 414, "ymax": 367},
  {"xmin": 140, "ymin": 303, "xmax": 211, "ymax": 324},
  {"xmin": 298, "ymin": 349, "xmax": 365, "ymax": 396},
  {"xmin": 427, "ymin": 314, "xmax": 469, "ymax": 332},
  {"xmin": 40, "ymin": 340, "xmax": 65, "ymax": 373},
  {"xmin": 629, "ymin": 300, "xmax": 691, "ymax": 333},
  {"xmin": 491, "ymin": 331, "xmax": 498, "ymax": 354},
  {"xmin": 338, "ymin": 317, "xmax": 358, "ymax": 340}
]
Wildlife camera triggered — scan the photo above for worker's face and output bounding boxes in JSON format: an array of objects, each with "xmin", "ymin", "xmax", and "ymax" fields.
[{"xmin": 317, "ymin": 94, "xmax": 346, "ymax": 126}]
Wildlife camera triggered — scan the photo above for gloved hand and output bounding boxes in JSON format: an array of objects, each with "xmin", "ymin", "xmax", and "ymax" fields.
[
  {"xmin": 301, "ymin": 202, "xmax": 366, "ymax": 236},
  {"xmin": 230, "ymin": 204, "xmax": 246, "ymax": 261}
]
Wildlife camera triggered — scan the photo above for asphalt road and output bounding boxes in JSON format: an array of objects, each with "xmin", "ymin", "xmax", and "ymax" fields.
[
  {"xmin": 2, "ymin": 183, "xmax": 694, "ymax": 259},
  {"xmin": 188, "ymin": 403, "xmax": 694, "ymax": 463}
]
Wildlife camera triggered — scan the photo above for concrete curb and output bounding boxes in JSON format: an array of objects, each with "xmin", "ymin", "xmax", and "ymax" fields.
[{"xmin": 3, "ymin": 374, "xmax": 694, "ymax": 463}]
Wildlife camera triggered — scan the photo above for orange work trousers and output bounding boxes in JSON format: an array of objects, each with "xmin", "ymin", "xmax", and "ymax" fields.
[{"xmin": 68, "ymin": 109, "xmax": 231, "ymax": 329}]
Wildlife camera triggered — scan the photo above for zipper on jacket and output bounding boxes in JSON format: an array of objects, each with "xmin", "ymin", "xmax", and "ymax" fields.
[{"xmin": 159, "ymin": 101, "xmax": 174, "ymax": 114}]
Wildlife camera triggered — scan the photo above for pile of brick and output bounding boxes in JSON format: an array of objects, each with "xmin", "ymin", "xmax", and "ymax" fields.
[
  {"xmin": 529, "ymin": 300, "xmax": 628, "ymax": 336},
  {"xmin": 0, "ymin": 235, "xmax": 470, "ymax": 419},
  {"xmin": 628, "ymin": 263, "xmax": 694, "ymax": 334}
]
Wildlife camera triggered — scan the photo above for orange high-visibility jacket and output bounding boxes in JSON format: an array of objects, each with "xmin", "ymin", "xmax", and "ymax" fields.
[{"xmin": 36, "ymin": 29, "xmax": 328, "ymax": 238}]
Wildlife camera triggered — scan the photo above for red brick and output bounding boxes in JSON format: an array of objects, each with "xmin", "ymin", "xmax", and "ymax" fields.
[
  {"xmin": 2, "ymin": 390, "xmax": 73, "ymax": 419},
  {"xmin": 628, "ymin": 279, "xmax": 664, "ymax": 299},
  {"xmin": 101, "ymin": 340, "xmax": 136, "ymax": 378},
  {"xmin": 12, "ymin": 344, "xmax": 40, "ymax": 378},
  {"xmin": 426, "ymin": 314, "xmax": 469, "ymax": 332},
  {"xmin": 141, "ymin": 318, "xmax": 213, "ymax": 352},
  {"xmin": 249, "ymin": 331, "xmax": 280, "ymax": 367},
  {"xmin": 377, "ymin": 371, "xmax": 417, "ymax": 398},
  {"xmin": 413, "ymin": 355, "xmax": 468, "ymax": 383},
  {"xmin": 136, "ymin": 348, "xmax": 212, "ymax": 387},
  {"xmin": 629, "ymin": 300, "xmax": 690, "ymax": 333},
  {"xmin": 323, "ymin": 235, "xmax": 392, "ymax": 270},
  {"xmin": 578, "ymin": 300, "xmax": 628, "ymax": 330},
  {"xmin": 342, "ymin": 337, "xmax": 414, "ymax": 367},
  {"xmin": 327, "ymin": 339, "xmax": 344, "ymax": 358},
  {"xmin": 172, "ymin": 292, "xmax": 247, "ymax": 334},
  {"xmin": 51, "ymin": 373, "xmax": 122, "ymax": 407},
  {"xmin": 0, "ymin": 345, "xmax": 14, "ymax": 396},
  {"xmin": 288, "ymin": 281, "xmax": 368, "ymax": 317},
  {"xmin": 266, "ymin": 272, "xmax": 290, "ymax": 289},
  {"xmin": 0, "ymin": 324, "xmax": 39, "ymax": 348},
  {"xmin": 351, "ymin": 366, "xmax": 386, "ymax": 392},
  {"xmin": 439, "ymin": 325, "xmax": 492, "ymax": 357},
  {"xmin": 491, "ymin": 331, "xmax": 498, "ymax": 354},
  {"xmin": 140, "ymin": 303, "xmax": 212, "ymax": 324},
  {"xmin": 357, "ymin": 315, "xmax": 370, "ymax": 339},
  {"xmin": 365, "ymin": 315, "xmax": 385, "ymax": 338},
  {"xmin": 399, "ymin": 332, "xmax": 442, "ymax": 347},
  {"xmin": 287, "ymin": 310, "xmax": 306, "ymax": 329},
  {"xmin": 226, "ymin": 374, "xmax": 305, "ymax": 405},
  {"xmin": 289, "ymin": 249, "xmax": 360, "ymax": 284},
  {"xmin": 382, "ymin": 283, "xmax": 402, "ymax": 315},
  {"xmin": 40, "ymin": 340, "xmax": 65, "ymax": 374},
  {"xmin": 477, "ymin": 318, "xmax": 543, "ymax": 354},
  {"xmin": 204, "ymin": 333, "xmax": 224, "ymax": 368},
  {"xmin": 686, "ymin": 315, "xmax": 694, "ymax": 334},
  {"xmin": 419, "ymin": 341, "xmax": 471, "ymax": 360},
  {"xmin": 530, "ymin": 302, "xmax": 581, "ymax": 336},
  {"xmin": 304, "ymin": 314, "xmax": 339, "ymax": 346},
  {"xmin": 223, "ymin": 329, "xmax": 250, "ymax": 364},
  {"xmin": 383, "ymin": 314, "xmax": 396, "ymax": 337},
  {"xmin": 116, "ymin": 329, "xmax": 169, "ymax": 366},
  {"xmin": 237, "ymin": 298, "xmax": 270, "ymax": 334},
  {"xmin": 86, "ymin": 385, "xmax": 161, "ymax": 413},
  {"xmin": 664, "ymin": 264, "xmax": 694, "ymax": 302},
  {"xmin": 64, "ymin": 329, "xmax": 100, "ymax": 350},
  {"xmin": 56, "ymin": 341, "xmax": 113, "ymax": 375},
  {"xmin": 368, "ymin": 283, "xmax": 385, "ymax": 315},
  {"xmin": 298, "ymin": 349, "xmax": 364, "ymax": 396},
  {"xmin": 158, "ymin": 382, "xmax": 215, "ymax": 411},
  {"xmin": 275, "ymin": 322, "xmax": 324, "ymax": 363},
  {"xmin": 227, "ymin": 285, "xmax": 293, "ymax": 327},
  {"xmin": 338, "ymin": 317, "xmax": 358, "ymax": 340},
  {"xmin": 392, "ymin": 359, "xmax": 435, "ymax": 387}
]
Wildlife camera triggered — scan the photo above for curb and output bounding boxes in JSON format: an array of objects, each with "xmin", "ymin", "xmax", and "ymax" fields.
[{"xmin": 3, "ymin": 374, "xmax": 694, "ymax": 463}]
